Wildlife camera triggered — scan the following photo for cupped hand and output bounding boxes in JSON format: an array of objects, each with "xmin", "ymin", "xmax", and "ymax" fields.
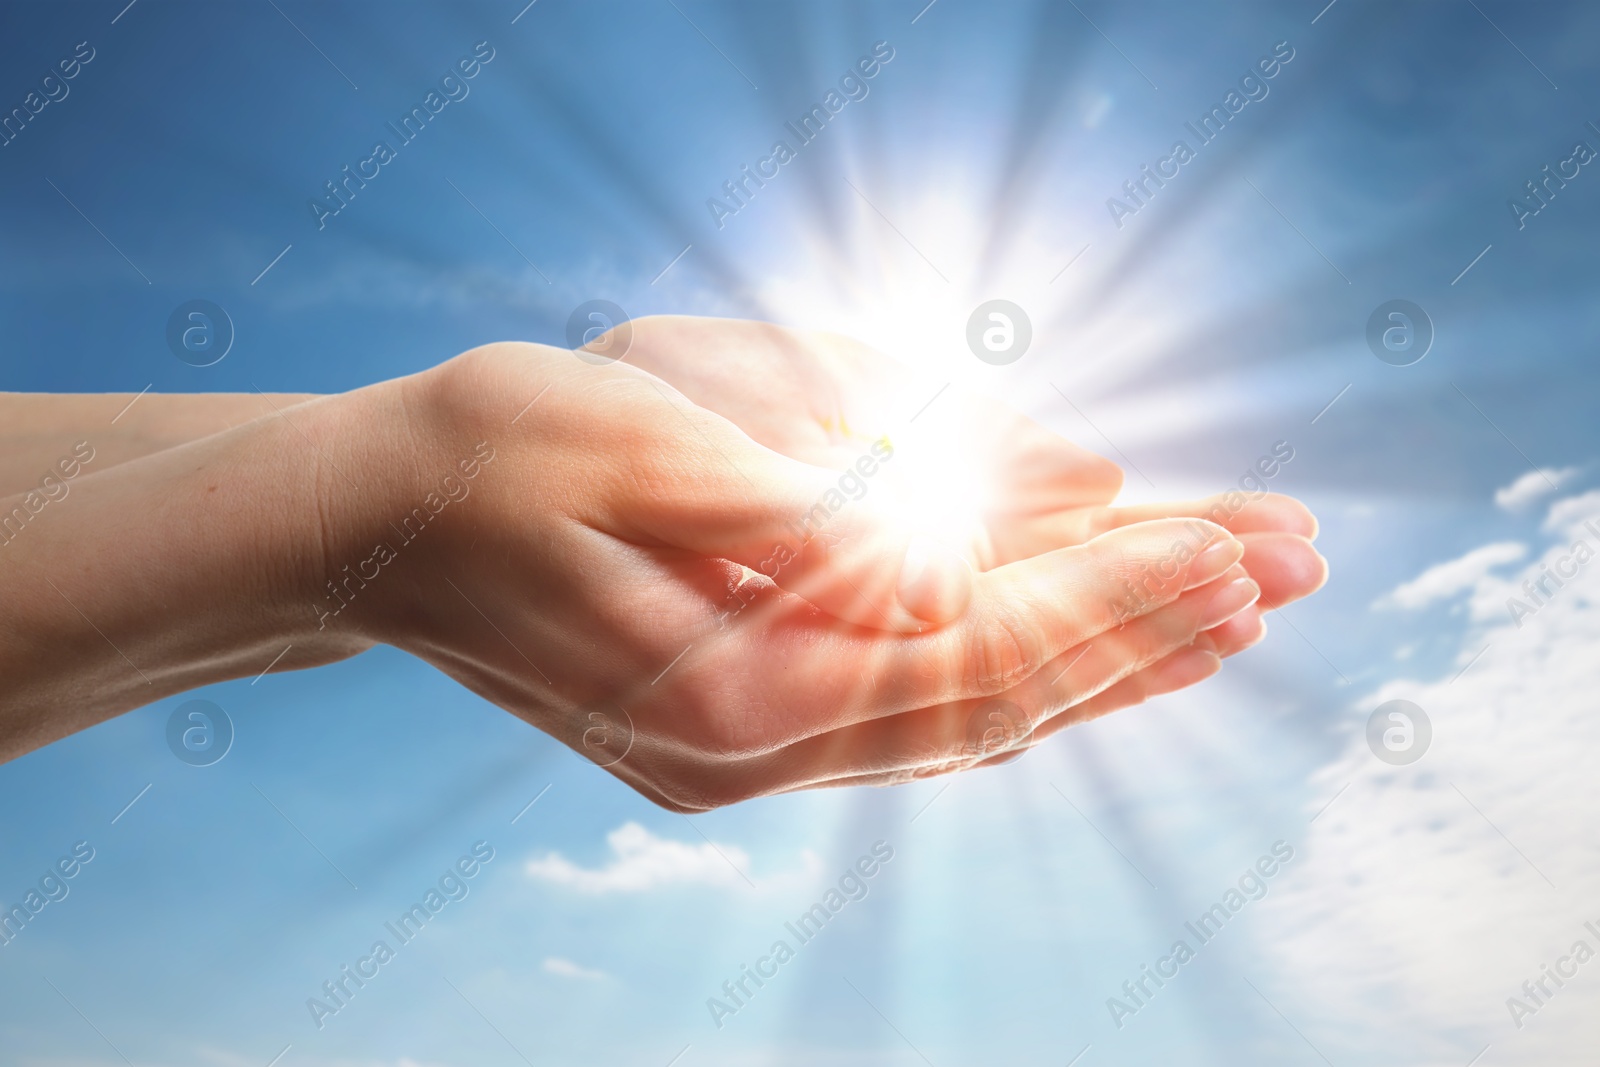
[
  {"xmin": 612, "ymin": 315, "xmax": 1326, "ymax": 763},
  {"xmin": 325, "ymin": 341, "xmax": 1268, "ymax": 810}
]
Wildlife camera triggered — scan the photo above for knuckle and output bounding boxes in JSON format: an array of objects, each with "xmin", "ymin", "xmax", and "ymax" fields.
[
  {"xmin": 427, "ymin": 342, "xmax": 553, "ymax": 437},
  {"xmin": 964, "ymin": 609, "xmax": 1045, "ymax": 694}
]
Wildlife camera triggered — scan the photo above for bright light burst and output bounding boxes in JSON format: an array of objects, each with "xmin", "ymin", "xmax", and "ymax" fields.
[{"xmin": 874, "ymin": 407, "xmax": 995, "ymax": 553}]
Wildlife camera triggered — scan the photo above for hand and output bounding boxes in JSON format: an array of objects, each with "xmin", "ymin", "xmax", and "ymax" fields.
[
  {"xmin": 315, "ymin": 341, "xmax": 1267, "ymax": 809},
  {"xmin": 616, "ymin": 315, "xmax": 1327, "ymax": 726}
]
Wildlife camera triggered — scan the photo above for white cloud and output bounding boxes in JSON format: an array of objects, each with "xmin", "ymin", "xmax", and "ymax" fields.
[
  {"xmin": 1543, "ymin": 488, "xmax": 1600, "ymax": 533},
  {"xmin": 525, "ymin": 822, "xmax": 756, "ymax": 893},
  {"xmin": 1373, "ymin": 541, "xmax": 1526, "ymax": 610},
  {"xmin": 542, "ymin": 956, "xmax": 608, "ymax": 980},
  {"xmin": 1255, "ymin": 487, "xmax": 1600, "ymax": 1064},
  {"xmin": 1495, "ymin": 467, "xmax": 1579, "ymax": 510}
]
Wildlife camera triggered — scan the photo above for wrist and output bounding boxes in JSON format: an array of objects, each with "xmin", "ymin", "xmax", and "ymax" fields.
[
  {"xmin": 300, "ymin": 346, "xmax": 549, "ymax": 650},
  {"xmin": 0, "ymin": 394, "xmax": 372, "ymax": 758}
]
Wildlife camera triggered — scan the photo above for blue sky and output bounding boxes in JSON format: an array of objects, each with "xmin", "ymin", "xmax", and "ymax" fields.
[{"xmin": 5, "ymin": 0, "xmax": 1600, "ymax": 1064}]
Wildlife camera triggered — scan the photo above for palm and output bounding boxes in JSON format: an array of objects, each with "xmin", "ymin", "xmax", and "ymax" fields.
[
  {"xmin": 599, "ymin": 315, "xmax": 1327, "ymax": 778},
  {"xmin": 618, "ymin": 315, "xmax": 1128, "ymax": 570},
  {"xmin": 616, "ymin": 314, "xmax": 1325, "ymax": 627}
]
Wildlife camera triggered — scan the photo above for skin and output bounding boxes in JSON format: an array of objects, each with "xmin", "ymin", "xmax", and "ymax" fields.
[
  {"xmin": 615, "ymin": 317, "xmax": 1325, "ymax": 788},
  {"xmin": 0, "ymin": 317, "xmax": 1325, "ymax": 809}
]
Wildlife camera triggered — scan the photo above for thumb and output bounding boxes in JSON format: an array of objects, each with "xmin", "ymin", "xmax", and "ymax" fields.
[{"xmin": 618, "ymin": 386, "xmax": 972, "ymax": 630}]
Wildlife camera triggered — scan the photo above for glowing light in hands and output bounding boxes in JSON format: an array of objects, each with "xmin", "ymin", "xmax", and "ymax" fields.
[{"xmin": 876, "ymin": 408, "xmax": 995, "ymax": 564}]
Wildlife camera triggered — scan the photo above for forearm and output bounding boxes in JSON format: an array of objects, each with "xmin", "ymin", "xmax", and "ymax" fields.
[
  {"xmin": 0, "ymin": 392, "xmax": 320, "ymax": 497},
  {"xmin": 0, "ymin": 390, "xmax": 386, "ymax": 762}
]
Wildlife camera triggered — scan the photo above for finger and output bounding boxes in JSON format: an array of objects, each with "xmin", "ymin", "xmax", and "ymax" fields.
[
  {"xmin": 971, "ymin": 644, "xmax": 1226, "ymax": 762},
  {"xmin": 804, "ymin": 598, "xmax": 1268, "ymax": 793},
  {"xmin": 605, "ymin": 374, "xmax": 972, "ymax": 629},
  {"xmin": 860, "ymin": 604, "xmax": 1264, "ymax": 786},
  {"xmin": 988, "ymin": 492, "xmax": 1318, "ymax": 565},
  {"xmin": 716, "ymin": 563, "xmax": 1256, "ymax": 793},
  {"xmin": 963, "ymin": 595, "xmax": 1262, "ymax": 774},
  {"xmin": 1238, "ymin": 531, "xmax": 1328, "ymax": 609},
  {"xmin": 1196, "ymin": 605, "xmax": 1268, "ymax": 658},
  {"xmin": 774, "ymin": 518, "xmax": 1243, "ymax": 729},
  {"xmin": 807, "ymin": 645, "xmax": 1227, "ymax": 791},
  {"xmin": 914, "ymin": 569, "xmax": 1250, "ymax": 768},
  {"xmin": 986, "ymin": 608, "xmax": 1265, "ymax": 762},
  {"xmin": 1196, "ymin": 531, "xmax": 1325, "ymax": 657},
  {"xmin": 1090, "ymin": 493, "xmax": 1319, "ymax": 540},
  {"xmin": 971, "ymin": 401, "xmax": 1126, "ymax": 511},
  {"xmin": 1006, "ymin": 644, "xmax": 1228, "ymax": 755}
]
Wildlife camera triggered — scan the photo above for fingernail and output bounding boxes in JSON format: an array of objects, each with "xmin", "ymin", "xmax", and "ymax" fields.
[
  {"xmin": 898, "ymin": 535, "xmax": 973, "ymax": 624},
  {"xmin": 1199, "ymin": 577, "xmax": 1260, "ymax": 630},
  {"xmin": 1186, "ymin": 538, "xmax": 1245, "ymax": 588}
]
